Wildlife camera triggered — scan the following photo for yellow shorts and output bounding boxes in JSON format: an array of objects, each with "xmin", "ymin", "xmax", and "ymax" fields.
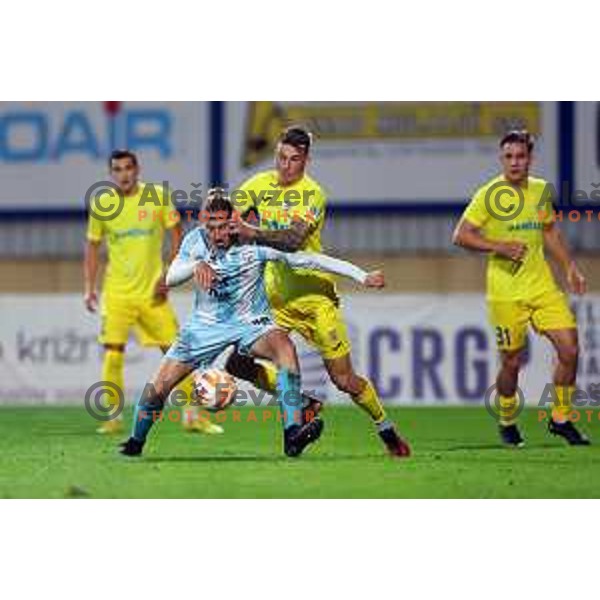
[
  {"xmin": 100, "ymin": 296, "xmax": 179, "ymax": 347},
  {"xmin": 272, "ymin": 295, "xmax": 351, "ymax": 360},
  {"xmin": 489, "ymin": 290, "xmax": 576, "ymax": 351}
]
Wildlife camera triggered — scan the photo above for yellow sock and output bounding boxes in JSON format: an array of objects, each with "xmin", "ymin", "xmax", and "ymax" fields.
[
  {"xmin": 553, "ymin": 385, "xmax": 574, "ymax": 422},
  {"xmin": 254, "ymin": 361, "xmax": 278, "ymax": 394},
  {"xmin": 353, "ymin": 378, "xmax": 386, "ymax": 424},
  {"xmin": 498, "ymin": 395, "xmax": 518, "ymax": 425},
  {"xmin": 101, "ymin": 350, "xmax": 124, "ymax": 418}
]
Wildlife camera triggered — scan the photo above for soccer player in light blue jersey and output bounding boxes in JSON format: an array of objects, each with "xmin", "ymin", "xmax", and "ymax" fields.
[{"xmin": 119, "ymin": 190, "xmax": 385, "ymax": 458}]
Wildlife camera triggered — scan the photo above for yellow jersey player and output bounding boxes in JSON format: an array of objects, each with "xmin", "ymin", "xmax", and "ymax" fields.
[
  {"xmin": 453, "ymin": 130, "xmax": 589, "ymax": 447},
  {"xmin": 84, "ymin": 150, "xmax": 223, "ymax": 435},
  {"xmin": 226, "ymin": 127, "xmax": 410, "ymax": 457}
]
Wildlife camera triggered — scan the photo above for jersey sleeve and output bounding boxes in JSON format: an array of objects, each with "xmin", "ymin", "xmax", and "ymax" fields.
[
  {"xmin": 461, "ymin": 186, "xmax": 490, "ymax": 228},
  {"xmin": 166, "ymin": 229, "xmax": 208, "ymax": 287},
  {"xmin": 176, "ymin": 228, "xmax": 207, "ymax": 262},
  {"xmin": 166, "ymin": 258, "xmax": 196, "ymax": 287},
  {"xmin": 308, "ymin": 185, "xmax": 327, "ymax": 229},
  {"xmin": 255, "ymin": 247, "xmax": 368, "ymax": 283},
  {"xmin": 254, "ymin": 245, "xmax": 278, "ymax": 263},
  {"xmin": 538, "ymin": 181, "xmax": 555, "ymax": 225},
  {"xmin": 86, "ymin": 198, "xmax": 104, "ymax": 242}
]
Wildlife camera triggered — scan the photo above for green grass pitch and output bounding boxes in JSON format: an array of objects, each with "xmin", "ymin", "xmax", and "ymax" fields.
[{"xmin": 1, "ymin": 406, "xmax": 599, "ymax": 498}]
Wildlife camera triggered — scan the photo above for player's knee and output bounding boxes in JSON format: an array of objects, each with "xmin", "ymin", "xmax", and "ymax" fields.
[
  {"xmin": 270, "ymin": 333, "xmax": 298, "ymax": 370},
  {"xmin": 501, "ymin": 351, "xmax": 522, "ymax": 373},
  {"xmin": 331, "ymin": 370, "xmax": 360, "ymax": 395},
  {"xmin": 557, "ymin": 342, "xmax": 579, "ymax": 367}
]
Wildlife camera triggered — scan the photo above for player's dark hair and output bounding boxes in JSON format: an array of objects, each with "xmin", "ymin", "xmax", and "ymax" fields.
[
  {"xmin": 205, "ymin": 187, "xmax": 233, "ymax": 219},
  {"xmin": 279, "ymin": 126, "xmax": 312, "ymax": 154},
  {"xmin": 499, "ymin": 130, "xmax": 535, "ymax": 154},
  {"xmin": 109, "ymin": 149, "xmax": 138, "ymax": 168}
]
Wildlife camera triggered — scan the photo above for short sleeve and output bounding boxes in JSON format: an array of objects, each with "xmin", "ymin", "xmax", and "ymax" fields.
[
  {"xmin": 462, "ymin": 187, "xmax": 490, "ymax": 228},
  {"xmin": 538, "ymin": 182, "xmax": 555, "ymax": 225},
  {"xmin": 177, "ymin": 229, "xmax": 207, "ymax": 262},
  {"xmin": 305, "ymin": 185, "xmax": 326, "ymax": 229},
  {"xmin": 254, "ymin": 245, "xmax": 283, "ymax": 264},
  {"xmin": 86, "ymin": 199, "xmax": 104, "ymax": 242}
]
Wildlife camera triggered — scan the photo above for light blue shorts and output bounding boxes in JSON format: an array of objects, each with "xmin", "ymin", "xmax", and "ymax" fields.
[{"xmin": 165, "ymin": 316, "xmax": 278, "ymax": 370}]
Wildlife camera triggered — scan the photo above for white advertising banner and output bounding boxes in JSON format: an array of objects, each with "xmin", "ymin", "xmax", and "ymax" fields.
[
  {"xmin": 0, "ymin": 294, "xmax": 597, "ymax": 408},
  {"xmin": 224, "ymin": 102, "xmax": 559, "ymax": 205},
  {"xmin": 0, "ymin": 101, "xmax": 209, "ymax": 209}
]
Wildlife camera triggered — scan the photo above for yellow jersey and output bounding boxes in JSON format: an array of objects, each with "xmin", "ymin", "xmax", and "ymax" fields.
[
  {"xmin": 462, "ymin": 175, "xmax": 558, "ymax": 301},
  {"xmin": 234, "ymin": 170, "xmax": 335, "ymax": 307},
  {"xmin": 86, "ymin": 182, "xmax": 180, "ymax": 299}
]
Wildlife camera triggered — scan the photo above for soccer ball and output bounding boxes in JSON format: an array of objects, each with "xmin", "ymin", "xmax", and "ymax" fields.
[{"xmin": 193, "ymin": 368, "xmax": 238, "ymax": 412}]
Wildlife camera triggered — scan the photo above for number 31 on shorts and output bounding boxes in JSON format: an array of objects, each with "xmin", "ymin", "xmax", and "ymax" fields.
[{"xmin": 495, "ymin": 326, "xmax": 512, "ymax": 348}]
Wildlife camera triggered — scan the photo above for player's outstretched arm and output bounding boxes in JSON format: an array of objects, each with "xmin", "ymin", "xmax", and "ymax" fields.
[
  {"xmin": 166, "ymin": 259, "xmax": 200, "ymax": 287},
  {"xmin": 166, "ymin": 259, "xmax": 217, "ymax": 291},
  {"xmin": 261, "ymin": 247, "xmax": 384, "ymax": 288},
  {"xmin": 543, "ymin": 222, "xmax": 587, "ymax": 295}
]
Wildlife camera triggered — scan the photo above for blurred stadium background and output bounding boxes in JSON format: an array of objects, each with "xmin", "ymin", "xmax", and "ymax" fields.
[{"xmin": 1, "ymin": 101, "xmax": 599, "ymax": 408}]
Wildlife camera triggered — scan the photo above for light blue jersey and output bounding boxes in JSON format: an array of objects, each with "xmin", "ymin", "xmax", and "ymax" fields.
[{"xmin": 176, "ymin": 227, "xmax": 275, "ymax": 325}]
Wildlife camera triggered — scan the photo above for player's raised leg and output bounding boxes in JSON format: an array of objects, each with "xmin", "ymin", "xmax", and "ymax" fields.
[
  {"xmin": 249, "ymin": 329, "xmax": 323, "ymax": 457},
  {"xmin": 543, "ymin": 328, "xmax": 590, "ymax": 445},
  {"xmin": 324, "ymin": 353, "xmax": 410, "ymax": 457},
  {"xmin": 120, "ymin": 357, "xmax": 194, "ymax": 456},
  {"xmin": 225, "ymin": 351, "xmax": 323, "ymax": 421},
  {"xmin": 302, "ymin": 297, "xmax": 409, "ymax": 457}
]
